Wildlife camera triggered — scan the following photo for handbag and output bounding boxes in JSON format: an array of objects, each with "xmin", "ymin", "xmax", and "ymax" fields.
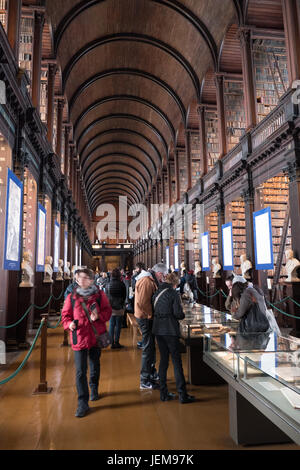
[
  {"xmin": 82, "ymin": 300, "xmax": 111, "ymax": 349},
  {"xmin": 238, "ymin": 294, "xmax": 270, "ymax": 334}
]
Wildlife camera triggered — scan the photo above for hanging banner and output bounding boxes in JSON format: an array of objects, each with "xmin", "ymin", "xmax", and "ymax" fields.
[
  {"xmin": 201, "ymin": 232, "xmax": 210, "ymax": 272},
  {"xmin": 64, "ymin": 231, "xmax": 68, "ymax": 272},
  {"xmin": 253, "ymin": 207, "xmax": 274, "ymax": 270},
  {"xmin": 222, "ymin": 222, "xmax": 234, "ymax": 271},
  {"xmin": 166, "ymin": 246, "xmax": 170, "ymax": 270},
  {"xmin": 53, "ymin": 221, "xmax": 60, "ymax": 272},
  {"xmin": 36, "ymin": 203, "xmax": 46, "ymax": 271},
  {"xmin": 4, "ymin": 169, "xmax": 23, "ymax": 271},
  {"xmin": 174, "ymin": 243, "xmax": 179, "ymax": 271}
]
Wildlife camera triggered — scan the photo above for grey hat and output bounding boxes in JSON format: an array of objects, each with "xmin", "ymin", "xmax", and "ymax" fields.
[{"xmin": 232, "ymin": 275, "xmax": 247, "ymax": 285}]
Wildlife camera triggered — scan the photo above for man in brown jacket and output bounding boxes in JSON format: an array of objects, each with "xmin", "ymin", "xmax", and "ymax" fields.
[{"xmin": 134, "ymin": 263, "xmax": 168, "ymax": 389}]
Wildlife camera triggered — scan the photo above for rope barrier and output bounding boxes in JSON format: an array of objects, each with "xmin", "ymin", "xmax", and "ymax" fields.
[
  {"xmin": 0, "ymin": 287, "xmax": 65, "ymax": 329},
  {"xmin": 47, "ymin": 313, "xmax": 62, "ymax": 330},
  {"xmin": 266, "ymin": 300, "xmax": 300, "ymax": 319},
  {"xmin": 0, "ymin": 319, "xmax": 44, "ymax": 386}
]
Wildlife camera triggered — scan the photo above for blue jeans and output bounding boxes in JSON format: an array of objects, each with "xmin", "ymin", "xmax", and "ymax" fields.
[
  {"xmin": 74, "ymin": 347, "xmax": 101, "ymax": 406},
  {"xmin": 136, "ymin": 318, "xmax": 156, "ymax": 383},
  {"xmin": 109, "ymin": 315, "xmax": 123, "ymax": 343}
]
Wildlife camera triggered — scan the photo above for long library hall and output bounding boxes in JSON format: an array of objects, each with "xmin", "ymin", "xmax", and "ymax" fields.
[{"xmin": 0, "ymin": 0, "xmax": 300, "ymax": 454}]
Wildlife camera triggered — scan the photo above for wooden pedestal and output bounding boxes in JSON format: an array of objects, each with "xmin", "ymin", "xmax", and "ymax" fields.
[
  {"xmin": 51, "ymin": 279, "xmax": 64, "ymax": 314},
  {"xmin": 33, "ymin": 273, "xmax": 53, "ymax": 328},
  {"xmin": 16, "ymin": 286, "xmax": 34, "ymax": 349}
]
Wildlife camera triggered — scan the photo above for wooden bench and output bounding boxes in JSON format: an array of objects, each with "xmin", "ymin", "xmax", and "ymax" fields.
[{"xmin": 126, "ymin": 313, "xmax": 142, "ymax": 344}]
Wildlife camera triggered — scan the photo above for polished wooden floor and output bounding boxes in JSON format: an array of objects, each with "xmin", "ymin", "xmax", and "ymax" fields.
[{"xmin": 0, "ymin": 323, "xmax": 299, "ymax": 451}]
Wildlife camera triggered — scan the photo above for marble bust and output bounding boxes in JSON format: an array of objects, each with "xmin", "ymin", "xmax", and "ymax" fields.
[
  {"xmin": 56, "ymin": 259, "xmax": 64, "ymax": 281},
  {"xmin": 285, "ymin": 249, "xmax": 300, "ymax": 282},
  {"xmin": 44, "ymin": 255, "xmax": 54, "ymax": 283},
  {"xmin": 180, "ymin": 262, "xmax": 186, "ymax": 277},
  {"xmin": 64, "ymin": 261, "xmax": 71, "ymax": 280},
  {"xmin": 71, "ymin": 265, "xmax": 78, "ymax": 279},
  {"xmin": 194, "ymin": 261, "xmax": 201, "ymax": 278},
  {"xmin": 240, "ymin": 254, "xmax": 252, "ymax": 280},
  {"xmin": 19, "ymin": 251, "xmax": 34, "ymax": 288},
  {"xmin": 212, "ymin": 257, "xmax": 222, "ymax": 278}
]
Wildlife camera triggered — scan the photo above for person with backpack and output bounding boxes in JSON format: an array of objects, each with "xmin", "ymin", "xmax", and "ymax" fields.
[
  {"xmin": 152, "ymin": 272, "xmax": 195, "ymax": 404},
  {"xmin": 62, "ymin": 268, "xmax": 112, "ymax": 418},
  {"xmin": 106, "ymin": 268, "xmax": 127, "ymax": 349}
]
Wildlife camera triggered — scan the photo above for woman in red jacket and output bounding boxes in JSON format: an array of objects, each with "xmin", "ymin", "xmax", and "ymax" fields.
[{"xmin": 62, "ymin": 268, "xmax": 112, "ymax": 418}]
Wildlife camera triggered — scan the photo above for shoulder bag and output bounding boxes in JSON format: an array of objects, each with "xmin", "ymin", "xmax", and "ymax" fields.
[{"xmin": 81, "ymin": 298, "xmax": 111, "ymax": 349}]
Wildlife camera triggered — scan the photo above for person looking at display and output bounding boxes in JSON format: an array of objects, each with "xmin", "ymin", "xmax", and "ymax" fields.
[
  {"xmin": 134, "ymin": 263, "xmax": 167, "ymax": 390},
  {"xmin": 152, "ymin": 272, "xmax": 195, "ymax": 404}
]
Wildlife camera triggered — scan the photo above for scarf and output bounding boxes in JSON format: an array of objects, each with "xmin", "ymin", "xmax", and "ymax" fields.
[{"xmin": 76, "ymin": 284, "xmax": 98, "ymax": 298}]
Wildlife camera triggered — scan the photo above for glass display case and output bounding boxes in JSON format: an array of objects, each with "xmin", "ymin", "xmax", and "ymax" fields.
[
  {"xmin": 179, "ymin": 304, "xmax": 239, "ymax": 386},
  {"xmin": 180, "ymin": 304, "xmax": 239, "ymax": 340},
  {"xmin": 204, "ymin": 331, "xmax": 300, "ymax": 445}
]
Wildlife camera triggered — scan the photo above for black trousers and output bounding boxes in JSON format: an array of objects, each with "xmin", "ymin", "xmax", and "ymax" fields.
[
  {"xmin": 74, "ymin": 347, "xmax": 101, "ymax": 405},
  {"xmin": 156, "ymin": 335, "xmax": 186, "ymax": 395}
]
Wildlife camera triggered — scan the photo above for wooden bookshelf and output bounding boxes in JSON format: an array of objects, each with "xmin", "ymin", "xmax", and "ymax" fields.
[
  {"xmin": 225, "ymin": 199, "xmax": 246, "ymax": 274},
  {"xmin": 19, "ymin": 15, "xmax": 34, "ymax": 86},
  {"xmin": 224, "ymin": 80, "xmax": 246, "ymax": 152},
  {"xmin": 256, "ymin": 174, "xmax": 291, "ymax": 278},
  {"xmin": 252, "ymin": 39, "xmax": 289, "ymax": 123},
  {"xmin": 205, "ymin": 110, "xmax": 220, "ymax": 172},
  {"xmin": 205, "ymin": 212, "xmax": 218, "ymax": 263}
]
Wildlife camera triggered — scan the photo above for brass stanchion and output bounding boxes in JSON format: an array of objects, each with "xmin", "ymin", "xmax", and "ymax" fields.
[{"xmin": 33, "ymin": 314, "xmax": 53, "ymax": 394}]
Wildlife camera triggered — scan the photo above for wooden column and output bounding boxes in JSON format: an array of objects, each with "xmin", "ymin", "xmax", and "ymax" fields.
[
  {"xmin": 185, "ymin": 131, "xmax": 192, "ymax": 190},
  {"xmin": 161, "ymin": 170, "xmax": 166, "ymax": 206},
  {"xmin": 167, "ymin": 160, "xmax": 173, "ymax": 207},
  {"xmin": 174, "ymin": 149, "xmax": 181, "ymax": 201},
  {"xmin": 31, "ymin": 10, "xmax": 45, "ymax": 110},
  {"xmin": 55, "ymin": 99, "xmax": 64, "ymax": 158},
  {"xmin": 69, "ymin": 145, "xmax": 74, "ymax": 194},
  {"xmin": 238, "ymin": 28, "xmax": 257, "ymax": 130},
  {"xmin": 46, "ymin": 63, "xmax": 57, "ymax": 144},
  {"xmin": 64, "ymin": 125, "xmax": 71, "ymax": 187},
  {"xmin": 282, "ymin": 0, "xmax": 300, "ymax": 86},
  {"xmin": 7, "ymin": 0, "xmax": 22, "ymax": 59},
  {"xmin": 198, "ymin": 105, "xmax": 208, "ymax": 177},
  {"xmin": 215, "ymin": 74, "xmax": 227, "ymax": 158}
]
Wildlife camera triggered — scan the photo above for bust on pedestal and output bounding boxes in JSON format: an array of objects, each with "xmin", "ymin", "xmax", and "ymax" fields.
[
  {"xmin": 19, "ymin": 251, "xmax": 34, "ymax": 288},
  {"xmin": 64, "ymin": 261, "xmax": 71, "ymax": 280},
  {"xmin": 285, "ymin": 249, "xmax": 300, "ymax": 282},
  {"xmin": 194, "ymin": 261, "xmax": 201, "ymax": 278},
  {"xmin": 240, "ymin": 254, "xmax": 252, "ymax": 280},
  {"xmin": 180, "ymin": 262, "xmax": 186, "ymax": 277},
  {"xmin": 56, "ymin": 259, "xmax": 64, "ymax": 281},
  {"xmin": 212, "ymin": 258, "xmax": 222, "ymax": 278},
  {"xmin": 44, "ymin": 256, "xmax": 54, "ymax": 283},
  {"xmin": 71, "ymin": 265, "xmax": 78, "ymax": 280}
]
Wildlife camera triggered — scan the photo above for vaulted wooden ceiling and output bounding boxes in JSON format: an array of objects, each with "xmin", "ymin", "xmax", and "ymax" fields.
[{"xmin": 44, "ymin": 0, "xmax": 242, "ymax": 213}]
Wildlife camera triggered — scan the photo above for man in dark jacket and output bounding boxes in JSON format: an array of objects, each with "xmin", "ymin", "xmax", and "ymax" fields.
[
  {"xmin": 64, "ymin": 269, "xmax": 80, "ymax": 300},
  {"xmin": 106, "ymin": 268, "xmax": 127, "ymax": 349},
  {"xmin": 152, "ymin": 272, "xmax": 195, "ymax": 404}
]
